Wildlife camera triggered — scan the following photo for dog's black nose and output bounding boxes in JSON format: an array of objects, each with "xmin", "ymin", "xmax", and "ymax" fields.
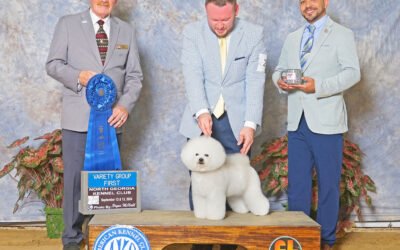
[{"xmin": 198, "ymin": 158, "xmax": 204, "ymax": 164}]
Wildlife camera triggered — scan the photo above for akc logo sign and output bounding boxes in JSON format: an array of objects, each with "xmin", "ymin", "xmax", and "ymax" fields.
[
  {"xmin": 269, "ymin": 236, "xmax": 302, "ymax": 250},
  {"xmin": 93, "ymin": 225, "xmax": 151, "ymax": 250}
]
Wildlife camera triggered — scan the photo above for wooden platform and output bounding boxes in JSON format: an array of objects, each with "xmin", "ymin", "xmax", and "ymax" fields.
[{"xmin": 88, "ymin": 210, "xmax": 320, "ymax": 250}]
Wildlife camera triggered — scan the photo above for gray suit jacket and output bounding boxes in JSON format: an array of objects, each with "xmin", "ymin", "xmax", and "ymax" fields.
[
  {"xmin": 179, "ymin": 19, "xmax": 266, "ymax": 140},
  {"xmin": 272, "ymin": 17, "xmax": 360, "ymax": 134},
  {"xmin": 46, "ymin": 9, "xmax": 143, "ymax": 132}
]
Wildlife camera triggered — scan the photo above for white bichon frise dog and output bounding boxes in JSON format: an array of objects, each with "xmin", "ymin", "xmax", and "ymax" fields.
[{"xmin": 181, "ymin": 136, "xmax": 270, "ymax": 220}]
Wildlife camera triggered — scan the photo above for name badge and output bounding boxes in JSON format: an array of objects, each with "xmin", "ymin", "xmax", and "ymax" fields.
[
  {"xmin": 116, "ymin": 44, "xmax": 129, "ymax": 50},
  {"xmin": 257, "ymin": 53, "xmax": 267, "ymax": 72}
]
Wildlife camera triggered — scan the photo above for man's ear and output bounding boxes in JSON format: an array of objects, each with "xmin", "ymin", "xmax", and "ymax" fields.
[
  {"xmin": 235, "ymin": 4, "xmax": 240, "ymax": 16},
  {"xmin": 324, "ymin": 0, "xmax": 329, "ymax": 9}
]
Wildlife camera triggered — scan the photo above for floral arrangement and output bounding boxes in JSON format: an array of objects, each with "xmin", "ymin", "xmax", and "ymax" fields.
[
  {"xmin": 251, "ymin": 134, "xmax": 376, "ymax": 236},
  {"xmin": 0, "ymin": 129, "xmax": 63, "ymax": 211}
]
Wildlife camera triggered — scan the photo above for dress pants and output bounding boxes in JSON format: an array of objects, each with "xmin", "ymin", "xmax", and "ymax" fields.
[
  {"xmin": 210, "ymin": 113, "xmax": 243, "ymax": 154},
  {"xmin": 61, "ymin": 129, "xmax": 121, "ymax": 246},
  {"xmin": 288, "ymin": 115, "xmax": 343, "ymax": 246},
  {"xmin": 61, "ymin": 129, "xmax": 86, "ymax": 245},
  {"xmin": 190, "ymin": 113, "xmax": 239, "ymax": 250}
]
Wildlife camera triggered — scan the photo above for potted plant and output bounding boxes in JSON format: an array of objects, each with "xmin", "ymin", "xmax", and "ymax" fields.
[
  {"xmin": 0, "ymin": 129, "xmax": 64, "ymax": 238},
  {"xmin": 251, "ymin": 134, "xmax": 377, "ymax": 236}
]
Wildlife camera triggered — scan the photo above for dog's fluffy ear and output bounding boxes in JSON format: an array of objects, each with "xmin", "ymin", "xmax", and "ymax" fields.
[
  {"xmin": 180, "ymin": 136, "xmax": 226, "ymax": 171},
  {"xmin": 180, "ymin": 137, "xmax": 200, "ymax": 171},
  {"xmin": 180, "ymin": 139, "xmax": 196, "ymax": 170},
  {"xmin": 203, "ymin": 136, "xmax": 226, "ymax": 169}
]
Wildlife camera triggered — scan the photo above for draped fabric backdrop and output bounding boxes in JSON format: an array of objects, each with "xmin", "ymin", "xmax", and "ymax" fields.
[{"xmin": 0, "ymin": 0, "xmax": 399, "ymax": 223}]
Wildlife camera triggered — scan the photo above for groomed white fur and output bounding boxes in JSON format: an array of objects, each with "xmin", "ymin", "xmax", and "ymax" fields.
[{"xmin": 181, "ymin": 136, "xmax": 270, "ymax": 220}]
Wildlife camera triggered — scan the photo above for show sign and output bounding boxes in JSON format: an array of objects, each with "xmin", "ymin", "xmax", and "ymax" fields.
[
  {"xmin": 79, "ymin": 170, "xmax": 141, "ymax": 214},
  {"xmin": 269, "ymin": 236, "xmax": 302, "ymax": 250},
  {"xmin": 93, "ymin": 225, "xmax": 150, "ymax": 250}
]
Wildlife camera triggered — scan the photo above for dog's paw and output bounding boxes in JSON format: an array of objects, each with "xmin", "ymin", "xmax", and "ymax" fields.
[
  {"xmin": 194, "ymin": 212, "xmax": 207, "ymax": 219},
  {"xmin": 228, "ymin": 197, "xmax": 249, "ymax": 214},
  {"xmin": 206, "ymin": 212, "xmax": 226, "ymax": 220},
  {"xmin": 249, "ymin": 199, "xmax": 270, "ymax": 216}
]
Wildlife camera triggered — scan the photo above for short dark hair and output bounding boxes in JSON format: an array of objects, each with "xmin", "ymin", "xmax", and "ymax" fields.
[{"xmin": 205, "ymin": 0, "xmax": 237, "ymax": 7}]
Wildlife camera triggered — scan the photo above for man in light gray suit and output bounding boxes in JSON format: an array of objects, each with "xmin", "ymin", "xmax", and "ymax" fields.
[
  {"xmin": 46, "ymin": 1, "xmax": 142, "ymax": 249},
  {"xmin": 180, "ymin": 0, "xmax": 266, "ymax": 155},
  {"xmin": 272, "ymin": 0, "xmax": 360, "ymax": 249},
  {"xmin": 180, "ymin": 1, "xmax": 266, "ymax": 250}
]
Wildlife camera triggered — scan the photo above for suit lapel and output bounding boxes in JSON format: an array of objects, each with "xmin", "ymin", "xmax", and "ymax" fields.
[
  {"xmin": 104, "ymin": 17, "xmax": 119, "ymax": 68},
  {"xmin": 303, "ymin": 18, "xmax": 333, "ymax": 71},
  {"xmin": 294, "ymin": 27, "xmax": 305, "ymax": 70},
  {"xmin": 80, "ymin": 10, "xmax": 102, "ymax": 66},
  {"xmin": 223, "ymin": 22, "xmax": 244, "ymax": 83},
  {"xmin": 204, "ymin": 23, "xmax": 222, "ymax": 82}
]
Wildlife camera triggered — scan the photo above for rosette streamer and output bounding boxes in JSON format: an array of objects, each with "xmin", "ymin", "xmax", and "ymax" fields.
[{"xmin": 84, "ymin": 74, "xmax": 122, "ymax": 171}]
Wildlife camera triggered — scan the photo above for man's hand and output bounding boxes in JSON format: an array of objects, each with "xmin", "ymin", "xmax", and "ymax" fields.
[
  {"xmin": 277, "ymin": 78, "xmax": 297, "ymax": 91},
  {"xmin": 78, "ymin": 70, "xmax": 97, "ymax": 86},
  {"xmin": 291, "ymin": 76, "xmax": 315, "ymax": 93},
  {"xmin": 197, "ymin": 113, "xmax": 213, "ymax": 136},
  {"xmin": 238, "ymin": 127, "xmax": 255, "ymax": 155},
  {"xmin": 108, "ymin": 105, "xmax": 129, "ymax": 128}
]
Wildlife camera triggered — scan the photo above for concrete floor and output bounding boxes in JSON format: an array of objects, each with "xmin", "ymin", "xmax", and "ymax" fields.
[{"xmin": 0, "ymin": 227, "xmax": 399, "ymax": 250}]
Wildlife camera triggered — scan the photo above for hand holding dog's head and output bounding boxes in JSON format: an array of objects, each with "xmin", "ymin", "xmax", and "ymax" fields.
[{"xmin": 180, "ymin": 136, "xmax": 226, "ymax": 172}]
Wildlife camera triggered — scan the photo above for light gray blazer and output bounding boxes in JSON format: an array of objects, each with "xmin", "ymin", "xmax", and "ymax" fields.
[
  {"xmin": 179, "ymin": 19, "xmax": 266, "ymax": 140},
  {"xmin": 272, "ymin": 17, "xmax": 360, "ymax": 134},
  {"xmin": 46, "ymin": 10, "xmax": 143, "ymax": 132}
]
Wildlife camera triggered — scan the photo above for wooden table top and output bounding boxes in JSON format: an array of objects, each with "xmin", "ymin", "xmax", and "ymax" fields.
[{"xmin": 89, "ymin": 210, "xmax": 320, "ymax": 228}]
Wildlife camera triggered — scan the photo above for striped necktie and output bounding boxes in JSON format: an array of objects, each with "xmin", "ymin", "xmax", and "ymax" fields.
[
  {"xmin": 300, "ymin": 25, "xmax": 316, "ymax": 70},
  {"xmin": 96, "ymin": 20, "xmax": 108, "ymax": 65},
  {"xmin": 213, "ymin": 38, "xmax": 227, "ymax": 119}
]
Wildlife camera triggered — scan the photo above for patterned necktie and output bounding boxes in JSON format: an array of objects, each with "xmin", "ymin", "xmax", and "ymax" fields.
[
  {"xmin": 213, "ymin": 38, "xmax": 227, "ymax": 119},
  {"xmin": 300, "ymin": 25, "xmax": 316, "ymax": 70},
  {"xmin": 96, "ymin": 20, "xmax": 108, "ymax": 65}
]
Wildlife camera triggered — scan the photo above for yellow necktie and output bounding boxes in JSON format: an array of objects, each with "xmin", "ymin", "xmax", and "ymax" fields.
[
  {"xmin": 219, "ymin": 37, "xmax": 227, "ymax": 73},
  {"xmin": 213, "ymin": 38, "xmax": 227, "ymax": 118}
]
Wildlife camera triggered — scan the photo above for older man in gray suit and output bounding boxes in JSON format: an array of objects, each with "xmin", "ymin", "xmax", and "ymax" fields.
[
  {"xmin": 272, "ymin": 0, "xmax": 360, "ymax": 249},
  {"xmin": 180, "ymin": 1, "xmax": 266, "ymax": 250},
  {"xmin": 46, "ymin": 0, "xmax": 142, "ymax": 249}
]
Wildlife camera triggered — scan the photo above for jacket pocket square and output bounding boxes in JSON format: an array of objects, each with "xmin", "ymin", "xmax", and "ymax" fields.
[
  {"xmin": 117, "ymin": 44, "xmax": 129, "ymax": 49},
  {"xmin": 234, "ymin": 56, "xmax": 245, "ymax": 61}
]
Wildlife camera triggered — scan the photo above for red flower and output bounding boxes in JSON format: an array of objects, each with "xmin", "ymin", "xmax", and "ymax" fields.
[
  {"xmin": 280, "ymin": 176, "xmax": 288, "ymax": 190},
  {"xmin": 267, "ymin": 179, "xmax": 279, "ymax": 191}
]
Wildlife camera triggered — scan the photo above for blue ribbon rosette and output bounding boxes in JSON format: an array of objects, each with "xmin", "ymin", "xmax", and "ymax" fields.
[{"xmin": 83, "ymin": 74, "xmax": 122, "ymax": 171}]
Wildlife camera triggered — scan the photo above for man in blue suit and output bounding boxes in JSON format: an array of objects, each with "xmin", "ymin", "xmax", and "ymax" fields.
[
  {"xmin": 272, "ymin": 0, "xmax": 360, "ymax": 249},
  {"xmin": 180, "ymin": 1, "xmax": 266, "ymax": 249}
]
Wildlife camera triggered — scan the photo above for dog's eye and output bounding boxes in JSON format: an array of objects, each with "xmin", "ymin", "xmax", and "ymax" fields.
[
  {"xmin": 204, "ymin": 154, "xmax": 209, "ymax": 157},
  {"xmin": 195, "ymin": 153, "xmax": 199, "ymax": 156}
]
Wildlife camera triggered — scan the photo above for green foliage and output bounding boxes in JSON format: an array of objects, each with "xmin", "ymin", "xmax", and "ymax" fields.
[
  {"xmin": 0, "ymin": 129, "xmax": 63, "ymax": 211},
  {"xmin": 45, "ymin": 207, "xmax": 64, "ymax": 238},
  {"xmin": 251, "ymin": 135, "xmax": 377, "ymax": 237}
]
